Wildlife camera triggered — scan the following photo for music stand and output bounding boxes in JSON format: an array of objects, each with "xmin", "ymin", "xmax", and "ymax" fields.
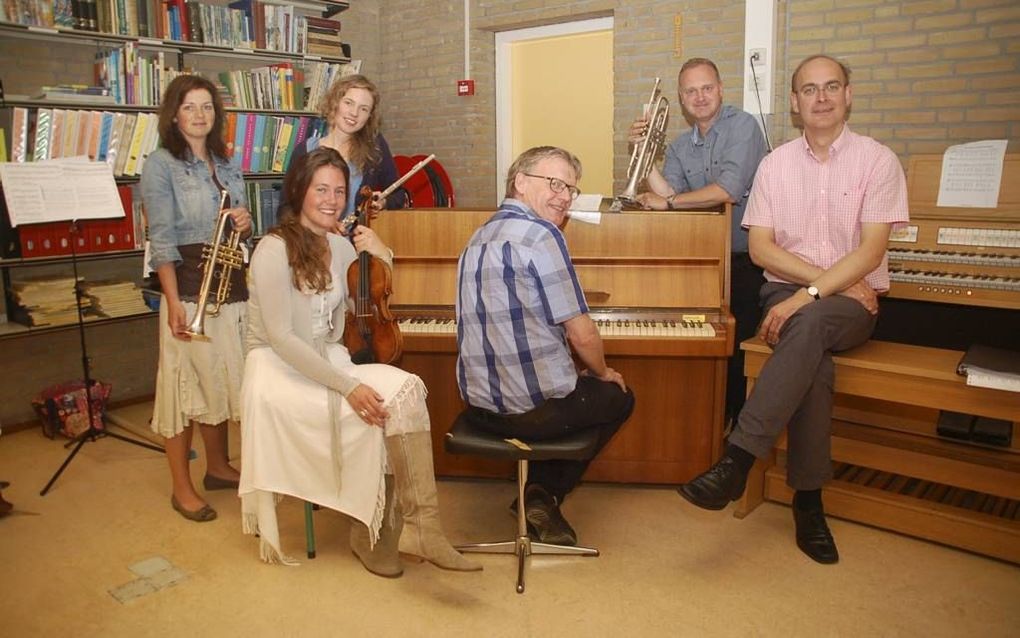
[
  {"xmin": 39, "ymin": 221, "xmax": 164, "ymax": 496},
  {"xmin": 0, "ymin": 159, "xmax": 164, "ymax": 495}
]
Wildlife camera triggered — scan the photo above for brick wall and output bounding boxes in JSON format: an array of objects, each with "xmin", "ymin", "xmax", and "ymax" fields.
[{"xmin": 779, "ymin": 0, "xmax": 1020, "ymax": 158}]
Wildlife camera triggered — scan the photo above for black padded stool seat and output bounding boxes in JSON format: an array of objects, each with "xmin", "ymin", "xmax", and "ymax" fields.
[
  {"xmin": 445, "ymin": 413, "xmax": 600, "ymax": 461},
  {"xmin": 444, "ymin": 411, "xmax": 599, "ymax": 594}
]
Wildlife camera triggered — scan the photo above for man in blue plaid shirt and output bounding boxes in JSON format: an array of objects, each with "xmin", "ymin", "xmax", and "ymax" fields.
[{"xmin": 456, "ymin": 146, "xmax": 635, "ymax": 546}]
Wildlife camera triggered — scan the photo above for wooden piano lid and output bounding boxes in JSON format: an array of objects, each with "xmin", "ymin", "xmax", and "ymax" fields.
[
  {"xmin": 907, "ymin": 153, "xmax": 1020, "ymax": 222},
  {"xmin": 372, "ymin": 207, "xmax": 732, "ymax": 311}
]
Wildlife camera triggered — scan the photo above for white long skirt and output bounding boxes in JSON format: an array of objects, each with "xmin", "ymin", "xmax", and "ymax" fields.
[{"xmin": 238, "ymin": 342, "xmax": 428, "ymax": 564}]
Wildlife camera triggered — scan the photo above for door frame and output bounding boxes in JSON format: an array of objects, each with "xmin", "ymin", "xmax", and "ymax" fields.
[{"xmin": 494, "ymin": 16, "xmax": 614, "ymax": 203}]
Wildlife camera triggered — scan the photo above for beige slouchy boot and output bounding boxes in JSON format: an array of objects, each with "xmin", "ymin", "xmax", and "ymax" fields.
[
  {"xmin": 350, "ymin": 475, "xmax": 404, "ymax": 578},
  {"xmin": 385, "ymin": 432, "xmax": 482, "ymax": 572}
]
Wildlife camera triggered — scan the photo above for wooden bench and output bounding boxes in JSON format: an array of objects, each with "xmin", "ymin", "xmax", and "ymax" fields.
[{"xmin": 733, "ymin": 336, "xmax": 1020, "ymax": 564}]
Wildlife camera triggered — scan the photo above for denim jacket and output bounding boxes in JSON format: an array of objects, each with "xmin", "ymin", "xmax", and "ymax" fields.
[{"xmin": 141, "ymin": 147, "xmax": 248, "ymax": 270}]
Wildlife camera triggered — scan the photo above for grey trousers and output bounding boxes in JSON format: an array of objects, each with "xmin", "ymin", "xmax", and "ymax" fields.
[{"xmin": 728, "ymin": 282, "xmax": 877, "ymax": 490}]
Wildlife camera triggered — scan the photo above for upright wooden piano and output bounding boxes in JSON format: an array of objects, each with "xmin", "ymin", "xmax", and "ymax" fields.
[{"xmin": 373, "ymin": 205, "xmax": 735, "ymax": 484}]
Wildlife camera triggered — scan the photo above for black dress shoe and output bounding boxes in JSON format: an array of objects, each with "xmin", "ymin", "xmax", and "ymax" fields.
[
  {"xmin": 677, "ymin": 456, "xmax": 747, "ymax": 510},
  {"xmin": 793, "ymin": 507, "xmax": 839, "ymax": 564},
  {"xmin": 519, "ymin": 484, "xmax": 577, "ymax": 546}
]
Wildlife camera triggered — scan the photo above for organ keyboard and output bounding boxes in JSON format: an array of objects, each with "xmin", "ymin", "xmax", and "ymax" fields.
[
  {"xmin": 887, "ymin": 154, "xmax": 1020, "ymax": 310},
  {"xmin": 374, "ymin": 206, "xmax": 735, "ymax": 483}
]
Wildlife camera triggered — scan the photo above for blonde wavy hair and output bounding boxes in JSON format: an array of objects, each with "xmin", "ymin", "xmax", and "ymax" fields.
[{"xmin": 317, "ymin": 74, "xmax": 382, "ymax": 173}]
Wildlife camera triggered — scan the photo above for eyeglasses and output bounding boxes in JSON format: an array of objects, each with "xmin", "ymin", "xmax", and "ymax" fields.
[
  {"xmin": 797, "ymin": 80, "xmax": 844, "ymax": 98},
  {"xmin": 523, "ymin": 173, "xmax": 581, "ymax": 200}
]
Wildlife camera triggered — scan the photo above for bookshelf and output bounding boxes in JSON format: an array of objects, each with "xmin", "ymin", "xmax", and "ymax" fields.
[{"xmin": 0, "ymin": 0, "xmax": 351, "ymax": 336}]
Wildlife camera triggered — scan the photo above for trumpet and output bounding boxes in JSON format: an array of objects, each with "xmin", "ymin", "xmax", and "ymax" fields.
[
  {"xmin": 617, "ymin": 78, "xmax": 669, "ymax": 206},
  {"xmin": 184, "ymin": 191, "xmax": 244, "ymax": 342}
]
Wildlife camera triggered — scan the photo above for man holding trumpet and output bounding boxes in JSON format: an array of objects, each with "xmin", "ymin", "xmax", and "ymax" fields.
[{"xmin": 628, "ymin": 57, "xmax": 768, "ymax": 431}]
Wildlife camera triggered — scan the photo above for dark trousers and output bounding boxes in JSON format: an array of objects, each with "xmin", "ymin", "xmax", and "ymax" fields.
[
  {"xmin": 726, "ymin": 252, "xmax": 767, "ymax": 426},
  {"xmin": 728, "ymin": 283, "xmax": 876, "ymax": 490},
  {"xmin": 466, "ymin": 376, "xmax": 635, "ymax": 503}
]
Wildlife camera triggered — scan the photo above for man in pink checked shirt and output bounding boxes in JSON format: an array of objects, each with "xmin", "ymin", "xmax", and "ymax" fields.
[{"xmin": 678, "ymin": 54, "xmax": 910, "ymax": 565}]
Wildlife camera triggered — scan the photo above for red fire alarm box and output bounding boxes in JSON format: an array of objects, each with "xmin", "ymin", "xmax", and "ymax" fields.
[{"xmin": 457, "ymin": 80, "xmax": 475, "ymax": 96}]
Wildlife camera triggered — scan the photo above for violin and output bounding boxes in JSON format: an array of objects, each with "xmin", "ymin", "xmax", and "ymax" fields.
[
  {"xmin": 341, "ymin": 185, "xmax": 403, "ymax": 364},
  {"xmin": 339, "ymin": 155, "xmax": 436, "ymax": 364}
]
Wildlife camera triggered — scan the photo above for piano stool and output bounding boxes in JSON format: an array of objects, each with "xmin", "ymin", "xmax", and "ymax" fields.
[
  {"xmin": 444, "ymin": 411, "xmax": 600, "ymax": 594},
  {"xmin": 734, "ymin": 337, "xmax": 1020, "ymax": 564}
]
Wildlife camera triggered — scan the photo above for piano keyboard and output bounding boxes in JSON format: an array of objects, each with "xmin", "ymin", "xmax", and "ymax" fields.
[
  {"xmin": 397, "ymin": 315, "xmax": 716, "ymax": 338},
  {"xmin": 398, "ymin": 317, "xmax": 457, "ymax": 334},
  {"xmin": 592, "ymin": 317, "xmax": 716, "ymax": 337}
]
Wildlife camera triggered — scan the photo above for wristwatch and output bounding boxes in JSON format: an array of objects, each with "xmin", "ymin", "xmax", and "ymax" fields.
[
  {"xmin": 806, "ymin": 285, "xmax": 821, "ymax": 300},
  {"xmin": 665, "ymin": 194, "xmax": 677, "ymax": 210}
]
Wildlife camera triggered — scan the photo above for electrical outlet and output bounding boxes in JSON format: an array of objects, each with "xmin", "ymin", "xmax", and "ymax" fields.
[{"xmin": 747, "ymin": 48, "xmax": 768, "ymax": 92}]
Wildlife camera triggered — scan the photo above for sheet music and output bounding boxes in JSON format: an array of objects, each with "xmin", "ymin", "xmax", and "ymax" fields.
[
  {"xmin": 936, "ymin": 140, "xmax": 1008, "ymax": 208},
  {"xmin": 0, "ymin": 157, "xmax": 123, "ymax": 227},
  {"xmin": 568, "ymin": 193, "xmax": 602, "ymax": 225}
]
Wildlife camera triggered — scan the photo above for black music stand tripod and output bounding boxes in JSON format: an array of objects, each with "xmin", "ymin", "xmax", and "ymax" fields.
[{"xmin": 40, "ymin": 221, "xmax": 164, "ymax": 496}]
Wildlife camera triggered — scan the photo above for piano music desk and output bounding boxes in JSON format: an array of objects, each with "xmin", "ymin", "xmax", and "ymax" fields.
[{"xmin": 734, "ymin": 337, "xmax": 1020, "ymax": 564}]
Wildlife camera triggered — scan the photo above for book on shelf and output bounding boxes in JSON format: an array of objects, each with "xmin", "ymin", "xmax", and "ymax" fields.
[
  {"xmin": 121, "ymin": 110, "xmax": 149, "ymax": 176},
  {"xmin": 957, "ymin": 344, "xmax": 1020, "ymax": 393},
  {"xmin": 0, "ymin": 107, "xmax": 30, "ymax": 163},
  {"xmin": 32, "ymin": 109, "xmax": 53, "ymax": 161},
  {"xmin": 50, "ymin": 109, "xmax": 66, "ymax": 159}
]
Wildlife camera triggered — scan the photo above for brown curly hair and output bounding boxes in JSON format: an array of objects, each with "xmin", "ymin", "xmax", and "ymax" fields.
[
  {"xmin": 271, "ymin": 147, "xmax": 351, "ymax": 293},
  {"xmin": 156, "ymin": 75, "xmax": 228, "ymax": 161},
  {"xmin": 317, "ymin": 74, "xmax": 382, "ymax": 172}
]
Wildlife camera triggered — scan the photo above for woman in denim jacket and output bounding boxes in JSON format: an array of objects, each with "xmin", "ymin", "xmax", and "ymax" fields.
[{"xmin": 141, "ymin": 75, "xmax": 253, "ymax": 522}]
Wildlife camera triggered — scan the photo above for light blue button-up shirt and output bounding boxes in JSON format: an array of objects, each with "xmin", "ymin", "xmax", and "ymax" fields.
[{"xmin": 661, "ymin": 104, "xmax": 768, "ymax": 253}]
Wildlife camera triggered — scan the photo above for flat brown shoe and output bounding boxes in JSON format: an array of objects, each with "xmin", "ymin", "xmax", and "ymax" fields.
[
  {"xmin": 203, "ymin": 474, "xmax": 240, "ymax": 491},
  {"xmin": 171, "ymin": 496, "xmax": 217, "ymax": 522}
]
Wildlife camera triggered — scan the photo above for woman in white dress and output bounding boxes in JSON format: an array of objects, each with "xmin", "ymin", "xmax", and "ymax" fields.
[{"xmin": 238, "ymin": 147, "xmax": 480, "ymax": 576}]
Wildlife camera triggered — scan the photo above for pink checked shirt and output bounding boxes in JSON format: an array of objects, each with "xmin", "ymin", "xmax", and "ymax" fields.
[{"xmin": 741, "ymin": 126, "xmax": 909, "ymax": 292}]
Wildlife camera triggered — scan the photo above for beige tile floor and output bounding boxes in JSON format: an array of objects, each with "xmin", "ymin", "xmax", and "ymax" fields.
[{"xmin": 0, "ymin": 402, "xmax": 1017, "ymax": 637}]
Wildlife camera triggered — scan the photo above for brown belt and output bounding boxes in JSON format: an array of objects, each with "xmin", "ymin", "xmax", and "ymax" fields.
[{"xmin": 175, "ymin": 243, "xmax": 248, "ymax": 304}]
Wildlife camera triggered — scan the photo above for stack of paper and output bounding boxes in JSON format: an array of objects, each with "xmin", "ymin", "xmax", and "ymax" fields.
[
  {"xmin": 81, "ymin": 280, "xmax": 151, "ymax": 318},
  {"xmin": 9, "ymin": 276, "xmax": 94, "ymax": 327}
]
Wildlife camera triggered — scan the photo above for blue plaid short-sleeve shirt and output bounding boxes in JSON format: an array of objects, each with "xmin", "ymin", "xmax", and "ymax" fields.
[{"xmin": 456, "ymin": 200, "xmax": 588, "ymax": 414}]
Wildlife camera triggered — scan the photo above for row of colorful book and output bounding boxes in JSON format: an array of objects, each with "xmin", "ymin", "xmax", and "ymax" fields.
[
  {"xmin": 4, "ymin": 0, "xmax": 349, "ymax": 59},
  {"xmin": 217, "ymin": 60, "xmax": 357, "ymax": 113},
  {"xmin": 225, "ymin": 112, "xmax": 325, "ymax": 174},
  {"xmin": 2, "ymin": 107, "xmax": 160, "ymax": 179},
  {"xmin": 94, "ymin": 44, "xmax": 189, "ymax": 106}
]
